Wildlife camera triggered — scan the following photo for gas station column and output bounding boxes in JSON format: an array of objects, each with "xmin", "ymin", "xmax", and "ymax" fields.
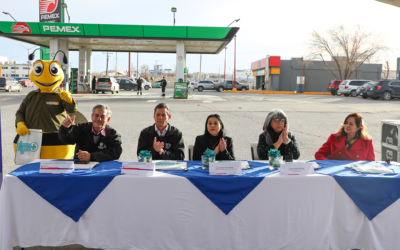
[
  {"xmin": 49, "ymin": 38, "xmax": 69, "ymax": 91},
  {"xmin": 176, "ymin": 42, "xmax": 186, "ymax": 82},
  {"xmin": 78, "ymin": 47, "xmax": 86, "ymax": 92},
  {"xmin": 86, "ymin": 48, "xmax": 92, "ymax": 91}
]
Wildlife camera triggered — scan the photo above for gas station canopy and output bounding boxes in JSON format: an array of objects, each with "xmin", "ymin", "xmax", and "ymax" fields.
[
  {"xmin": 0, "ymin": 21, "xmax": 239, "ymax": 54},
  {"xmin": 375, "ymin": 0, "xmax": 400, "ymax": 7}
]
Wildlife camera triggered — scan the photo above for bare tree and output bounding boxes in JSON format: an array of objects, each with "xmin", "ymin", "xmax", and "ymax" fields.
[
  {"xmin": 140, "ymin": 65, "xmax": 150, "ymax": 81},
  {"xmin": 308, "ymin": 24, "xmax": 387, "ymax": 79},
  {"xmin": 383, "ymin": 60, "xmax": 390, "ymax": 79}
]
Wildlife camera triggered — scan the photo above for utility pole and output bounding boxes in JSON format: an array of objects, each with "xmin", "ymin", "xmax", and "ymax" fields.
[
  {"xmin": 137, "ymin": 53, "xmax": 139, "ymax": 77},
  {"xmin": 106, "ymin": 52, "xmax": 109, "ymax": 76},
  {"xmin": 156, "ymin": 60, "xmax": 158, "ymax": 78},
  {"xmin": 115, "ymin": 52, "xmax": 118, "ymax": 77},
  {"xmin": 199, "ymin": 54, "xmax": 202, "ymax": 81},
  {"xmin": 128, "ymin": 52, "xmax": 131, "ymax": 77},
  {"xmin": 218, "ymin": 65, "xmax": 220, "ymax": 82}
]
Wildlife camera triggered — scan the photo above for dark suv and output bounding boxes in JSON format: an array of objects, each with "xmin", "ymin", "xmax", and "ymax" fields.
[{"xmin": 367, "ymin": 80, "xmax": 400, "ymax": 100}]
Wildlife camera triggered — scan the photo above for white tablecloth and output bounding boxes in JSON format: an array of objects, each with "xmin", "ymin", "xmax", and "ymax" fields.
[{"xmin": 0, "ymin": 172, "xmax": 335, "ymax": 250}]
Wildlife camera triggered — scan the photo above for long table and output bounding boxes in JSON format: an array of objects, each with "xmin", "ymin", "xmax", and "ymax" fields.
[{"xmin": 1, "ymin": 161, "xmax": 400, "ymax": 250}]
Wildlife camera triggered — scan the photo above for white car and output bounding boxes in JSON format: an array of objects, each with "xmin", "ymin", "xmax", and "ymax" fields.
[
  {"xmin": 134, "ymin": 78, "xmax": 152, "ymax": 90},
  {"xmin": 95, "ymin": 77, "xmax": 120, "ymax": 94}
]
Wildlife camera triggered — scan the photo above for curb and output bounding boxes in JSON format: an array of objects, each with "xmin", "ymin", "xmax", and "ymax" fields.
[{"xmin": 221, "ymin": 90, "xmax": 331, "ymax": 96}]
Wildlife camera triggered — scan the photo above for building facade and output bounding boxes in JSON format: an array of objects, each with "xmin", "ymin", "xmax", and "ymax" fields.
[
  {"xmin": 251, "ymin": 57, "xmax": 382, "ymax": 92},
  {"xmin": 0, "ymin": 61, "xmax": 31, "ymax": 79}
]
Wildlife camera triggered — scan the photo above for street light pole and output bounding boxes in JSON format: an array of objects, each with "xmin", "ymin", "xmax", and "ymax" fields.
[
  {"xmin": 233, "ymin": 35, "xmax": 237, "ymax": 91},
  {"xmin": 224, "ymin": 47, "xmax": 227, "ymax": 81},
  {"xmin": 61, "ymin": 4, "xmax": 70, "ymax": 23},
  {"xmin": 227, "ymin": 18, "xmax": 240, "ymax": 27},
  {"xmin": 171, "ymin": 7, "xmax": 177, "ymax": 26},
  {"xmin": 2, "ymin": 12, "xmax": 17, "ymax": 22},
  {"xmin": 19, "ymin": 45, "xmax": 37, "ymax": 78}
]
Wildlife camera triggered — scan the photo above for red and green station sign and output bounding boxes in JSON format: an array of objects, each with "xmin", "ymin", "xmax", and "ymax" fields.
[{"xmin": 0, "ymin": 21, "xmax": 234, "ymax": 40}]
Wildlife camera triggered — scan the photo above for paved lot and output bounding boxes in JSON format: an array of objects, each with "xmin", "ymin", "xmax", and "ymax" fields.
[
  {"xmin": 1, "ymin": 86, "xmax": 400, "ymax": 250},
  {"xmin": 2, "ymin": 86, "xmax": 400, "ymax": 176}
]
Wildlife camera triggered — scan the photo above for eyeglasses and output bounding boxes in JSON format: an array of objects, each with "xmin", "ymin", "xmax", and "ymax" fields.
[{"xmin": 273, "ymin": 118, "xmax": 286, "ymax": 123}]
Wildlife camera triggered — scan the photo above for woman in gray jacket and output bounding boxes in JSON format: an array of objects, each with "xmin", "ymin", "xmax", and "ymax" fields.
[{"xmin": 257, "ymin": 109, "xmax": 300, "ymax": 160}]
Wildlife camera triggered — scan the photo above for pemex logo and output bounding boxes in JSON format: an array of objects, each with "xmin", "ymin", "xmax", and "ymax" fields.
[
  {"xmin": 11, "ymin": 23, "xmax": 31, "ymax": 34},
  {"xmin": 40, "ymin": 0, "xmax": 58, "ymax": 14}
]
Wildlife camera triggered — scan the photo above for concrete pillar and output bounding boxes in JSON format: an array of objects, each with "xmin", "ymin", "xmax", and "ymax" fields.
[
  {"xmin": 78, "ymin": 47, "xmax": 86, "ymax": 93},
  {"xmin": 49, "ymin": 38, "xmax": 69, "ymax": 91},
  {"xmin": 86, "ymin": 48, "xmax": 92, "ymax": 91},
  {"xmin": 176, "ymin": 42, "xmax": 186, "ymax": 82}
]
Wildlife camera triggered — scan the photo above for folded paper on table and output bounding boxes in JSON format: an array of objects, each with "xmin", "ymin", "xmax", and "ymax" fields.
[
  {"xmin": 122, "ymin": 161, "xmax": 155, "ymax": 176},
  {"xmin": 40, "ymin": 161, "xmax": 74, "ymax": 174},
  {"xmin": 210, "ymin": 161, "xmax": 242, "ymax": 175},
  {"xmin": 280, "ymin": 162, "xmax": 315, "ymax": 176}
]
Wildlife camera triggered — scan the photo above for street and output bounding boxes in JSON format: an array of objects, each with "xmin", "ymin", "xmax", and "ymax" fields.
[{"xmin": 2, "ymin": 86, "xmax": 400, "ymax": 177}]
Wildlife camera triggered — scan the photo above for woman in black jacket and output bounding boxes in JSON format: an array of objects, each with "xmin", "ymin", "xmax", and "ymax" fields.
[
  {"xmin": 257, "ymin": 109, "xmax": 300, "ymax": 160},
  {"xmin": 193, "ymin": 114, "xmax": 235, "ymax": 160}
]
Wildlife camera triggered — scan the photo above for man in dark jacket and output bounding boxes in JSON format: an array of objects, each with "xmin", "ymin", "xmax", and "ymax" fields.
[
  {"xmin": 58, "ymin": 104, "xmax": 122, "ymax": 162},
  {"xmin": 160, "ymin": 76, "xmax": 167, "ymax": 97},
  {"xmin": 137, "ymin": 76, "xmax": 143, "ymax": 95},
  {"xmin": 137, "ymin": 103, "xmax": 184, "ymax": 160}
]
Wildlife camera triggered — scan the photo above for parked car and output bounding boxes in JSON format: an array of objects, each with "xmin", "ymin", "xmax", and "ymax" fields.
[
  {"xmin": 196, "ymin": 80, "xmax": 215, "ymax": 92},
  {"xmin": 356, "ymin": 82, "xmax": 372, "ymax": 99},
  {"xmin": 152, "ymin": 80, "xmax": 162, "ymax": 88},
  {"xmin": 214, "ymin": 80, "xmax": 249, "ymax": 92},
  {"xmin": 327, "ymin": 80, "xmax": 342, "ymax": 95},
  {"xmin": 118, "ymin": 78, "xmax": 137, "ymax": 91},
  {"xmin": 337, "ymin": 80, "xmax": 370, "ymax": 97},
  {"xmin": 134, "ymin": 78, "xmax": 151, "ymax": 90},
  {"xmin": 188, "ymin": 81, "xmax": 195, "ymax": 90},
  {"xmin": 18, "ymin": 79, "xmax": 34, "ymax": 87},
  {"xmin": 367, "ymin": 79, "xmax": 400, "ymax": 100},
  {"xmin": 95, "ymin": 77, "xmax": 120, "ymax": 94},
  {"xmin": 0, "ymin": 77, "xmax": 22, "ymax": 92}
]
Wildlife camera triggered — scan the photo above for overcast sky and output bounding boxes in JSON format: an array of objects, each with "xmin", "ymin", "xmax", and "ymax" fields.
[{"xmin": 1, "ymin": 0, "xmax": 399, "ymax": 74}]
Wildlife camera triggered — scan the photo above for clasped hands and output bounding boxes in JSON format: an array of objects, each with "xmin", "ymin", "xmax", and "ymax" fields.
[
  {"xmin": 274, "ymin": 126, "xmax": 290, "ymax": 149},
  {"xmin": 153, "ymin": 137, "xmax": 164, "ymax": 155},
  {"xmin": 214, "ymin": 138, "xmax": 227, "ymax": 155}
]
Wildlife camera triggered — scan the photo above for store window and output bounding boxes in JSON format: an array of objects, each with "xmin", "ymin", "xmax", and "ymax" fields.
[{"xmin": 2, "ymin": 67, "xmax": 8, "ymax": 69}]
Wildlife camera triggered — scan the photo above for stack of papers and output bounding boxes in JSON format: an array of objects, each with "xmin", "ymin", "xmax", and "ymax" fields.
[
  {"xmin": 154, "ymin": 161, "xmax": 187, "ymax": 170},
  {"xmin": 348, "ymin": 163, "xmax": 395, "ymax": 174}
]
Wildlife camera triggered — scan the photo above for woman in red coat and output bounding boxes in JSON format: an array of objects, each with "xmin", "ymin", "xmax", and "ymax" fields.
[{"xmin": 315, "ymin": 113, "xmax": 375, "ymax": 161}]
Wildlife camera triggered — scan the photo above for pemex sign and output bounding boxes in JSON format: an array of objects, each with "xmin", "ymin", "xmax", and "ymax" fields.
[
  {"xmin": 39, "ymin": 23, "xmax": 83, "ymax": 36},
  {"xmin": 39, "ymin": 0, "xmax": 63, "ymax": 23}
]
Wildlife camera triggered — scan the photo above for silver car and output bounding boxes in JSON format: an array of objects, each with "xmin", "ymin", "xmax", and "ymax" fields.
[
  {"xmin": 95, "ymin": 77, "xmax": 120, "ymax": 94},
  {"xmin": 337, "ymin": 80, "xmax": 370, "ymax": 97},
  {"xmin": 0, "ymin": 77, "xmax": 22, "ymax": 92}
]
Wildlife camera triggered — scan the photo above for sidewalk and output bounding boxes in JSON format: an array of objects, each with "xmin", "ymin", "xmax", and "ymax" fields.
[{"xmin": 222, "ymin": 90, "xmax": 331, "ymax": 95}]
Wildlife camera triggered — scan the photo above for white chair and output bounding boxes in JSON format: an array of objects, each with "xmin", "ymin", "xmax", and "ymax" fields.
[
  {"xmin": 188, "ymin": 144, "xmax": 194, "ymax": 161},
  {"xmin": 251, "ymin": 142, "xmax": 260, "ymax": 160}
]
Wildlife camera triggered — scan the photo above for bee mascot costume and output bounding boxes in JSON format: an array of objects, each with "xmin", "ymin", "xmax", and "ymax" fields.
[{"xmin": 14, "ymin": 49, "xmax": 78, "ymax": 159}]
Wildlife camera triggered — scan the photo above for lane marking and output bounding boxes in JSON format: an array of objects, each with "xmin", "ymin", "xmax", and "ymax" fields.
[
  {"xmin": 0, "ymin": 98, "xmax": 15, "ymax": 101},
  {"xmin": 147, "ymin": 100, "xmax": 157, "ymax": 102}
]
